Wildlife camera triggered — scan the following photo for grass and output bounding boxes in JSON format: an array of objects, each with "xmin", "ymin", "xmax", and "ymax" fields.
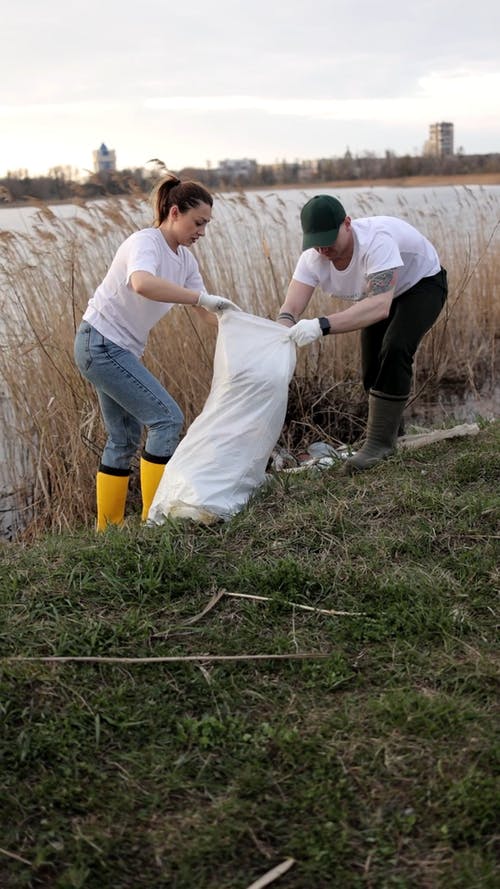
[{"xmin": 0, "ymin": 422, "xmax": 499, "ymax": 888}]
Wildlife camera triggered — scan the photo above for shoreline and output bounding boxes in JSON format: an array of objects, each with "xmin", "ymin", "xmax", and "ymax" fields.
[
  {"xmin": 245, "ymin": 172, "xmax": 500, "ymax": 193},
  {"xmin": 2, "ymin": 173, "xmax": 500, "ymax": 209}
]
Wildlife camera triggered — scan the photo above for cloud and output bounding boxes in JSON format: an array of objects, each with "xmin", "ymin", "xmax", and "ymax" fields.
[
  {"xmin": 0, "ymin": 102, "xmax": 120, "ymax": 117},
  {"xmin": 144, "ymin": 68, "xmax": 500, "ymax": 124}
]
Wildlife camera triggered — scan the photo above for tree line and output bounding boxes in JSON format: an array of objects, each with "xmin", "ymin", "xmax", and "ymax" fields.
[{"xmin": 1, "ymin": 151, "xmax": 499, "ymax": 204}]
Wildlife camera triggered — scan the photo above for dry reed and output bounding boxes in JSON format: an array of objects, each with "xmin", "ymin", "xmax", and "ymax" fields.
[{"xmin": 0, "ymin": 187, "xmax": 498, "ymax": 536}]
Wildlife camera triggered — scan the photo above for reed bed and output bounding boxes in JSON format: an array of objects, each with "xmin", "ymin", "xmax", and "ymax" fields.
[{"xmin": 0, "ymin": 186, "xmax": 498, "ymax": 537}]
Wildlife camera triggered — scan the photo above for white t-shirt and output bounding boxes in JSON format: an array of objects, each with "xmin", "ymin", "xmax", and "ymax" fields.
[
  {"xmin": 293, "ymin": 216, "xmax": 441, "ymax": 302},
  {"xmin": 83, "ymin": 227, "xmax": 204, "ymax": 357}
]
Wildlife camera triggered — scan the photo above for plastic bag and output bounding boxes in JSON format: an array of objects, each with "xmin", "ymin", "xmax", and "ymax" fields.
[{"xmin": 148, "ymin": 310, "xmax": 296, "ymax": 524}]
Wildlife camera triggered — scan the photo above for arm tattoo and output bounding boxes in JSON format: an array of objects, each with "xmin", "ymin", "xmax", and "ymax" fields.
[{"xmin": 366, "ymin": 268, "xmax": 397, "ymax": 296}]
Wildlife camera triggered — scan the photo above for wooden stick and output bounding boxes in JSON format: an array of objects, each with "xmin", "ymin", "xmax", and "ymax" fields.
[
  {"xmin": 152, "ymin": 588, "xmax": 364, "ymax": 640},
  {"xmin": 224, "ymin": 591, "xmax": 364, "ymax": 616},
  {"xmin": 152, "ymin": 587, "xmax": 226, "ymax": 636},
  {"xmin": 397, "ymin": 422, "xmax": 480, "ymax": 450},
  {"xmin": 3, "ymin": 652, "xmax": 331, "ymax": 665},
  {"xmin": 0, "ymin": 847, "xmax": 33, "ymax": 867},
  {"xmin": 245, "ymin": 858, "xmax": 295, "ymax": 889},
  {"xmin": 181, "ymin": 587, "xmax": 227, "ymax": 624}
]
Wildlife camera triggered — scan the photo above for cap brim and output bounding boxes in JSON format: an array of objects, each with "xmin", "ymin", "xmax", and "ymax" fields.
[{"xmin": 302, "ymin": 227, "xmax": 340, "ymax": 250}]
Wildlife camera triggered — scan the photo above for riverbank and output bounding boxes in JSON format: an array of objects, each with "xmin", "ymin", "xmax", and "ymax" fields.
[
  {"xmin": 2, "ymin": 171, "xmax": 500, "ymax": 209},
  {"xmin": 305, "ymin": 171, "xmax": 500, "ymax": 190},
  {"xmin": 244, "ymin": 171, "xmax": 500, "ymax": 194},
  {"xmin": 1, "ymin": 182, "xmax": 498, "ymax": 537},
  {"xmin": 1, "ymin": 422, "xmax": 498, "ymax": 886}
]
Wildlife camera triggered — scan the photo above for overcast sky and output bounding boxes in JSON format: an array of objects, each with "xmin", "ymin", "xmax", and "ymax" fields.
[{"xmin": 1, "ymin": 0, "xmax": 499, "ymax": 176}]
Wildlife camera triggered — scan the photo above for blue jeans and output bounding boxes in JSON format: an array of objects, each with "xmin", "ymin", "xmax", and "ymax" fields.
[{"xmin": 74, "ymin": 321, "xmax": 183, "ymax": 471}]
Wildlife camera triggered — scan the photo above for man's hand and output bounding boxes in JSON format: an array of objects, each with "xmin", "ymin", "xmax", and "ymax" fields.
[
  {"xmin": 197, "ymin": 290, "xmax": 241, "ymax": 313},
  {"xmin": 287, "ymin": 318, "xmax": 322, "ymax": 346}
]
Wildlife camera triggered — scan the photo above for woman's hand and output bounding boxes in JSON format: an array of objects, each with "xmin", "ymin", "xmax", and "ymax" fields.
[{"xmin": 197, "ymin": 290, "xmax": 242, "ymax": 313}]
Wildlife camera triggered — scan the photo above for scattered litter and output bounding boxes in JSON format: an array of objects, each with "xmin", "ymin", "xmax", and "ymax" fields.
[
  {"xmin": 270, "ymin": 440, "xmax": 353, "ymax": 474},
  {"xmin": 307, "ymin": 441, "xmax": 346, "ymax": 459},
  {"xmin": 269, "ymin": 423, "xmax": 481, "ymax": 474},
  {"xmin": 269, "ymin": 446, "xmax": 298, "ymax": 471}
]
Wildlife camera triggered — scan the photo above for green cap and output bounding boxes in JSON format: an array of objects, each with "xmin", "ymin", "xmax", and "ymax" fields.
[{"xmin": 300, "ymin": 195, "xmax": 346, "ymax": 250}]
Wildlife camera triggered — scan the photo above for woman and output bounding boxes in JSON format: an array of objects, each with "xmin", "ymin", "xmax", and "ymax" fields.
[{"xmin": 74, "ymin": 173, "xmax": 239, "ymax": 529}]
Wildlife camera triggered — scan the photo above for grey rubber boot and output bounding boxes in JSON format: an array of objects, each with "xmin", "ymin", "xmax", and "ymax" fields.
[{"xmin": 345, "ymin": 390, "xmax": 408, "ymax": 473}]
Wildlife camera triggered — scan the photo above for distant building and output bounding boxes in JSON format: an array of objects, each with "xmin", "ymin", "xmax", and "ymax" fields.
[
  {"xmin": 93, "ymin": 143, "xmax": 117, "ymax": 174},
  {"xmin": 298, "ymin": 159, "xmax": 319, "ymax": 181},
  {"xmin": 217, "ymin": 158, "xmax": 257, "ymax": 181},
  {"xmin": 424, "ymin": 122, "xmax": 454, "ymax": 157}
]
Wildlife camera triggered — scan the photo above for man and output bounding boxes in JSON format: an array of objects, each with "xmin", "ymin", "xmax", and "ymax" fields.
[{"xmin": 277, "ymin": 195, "xmax": 448, "ymax": 472}]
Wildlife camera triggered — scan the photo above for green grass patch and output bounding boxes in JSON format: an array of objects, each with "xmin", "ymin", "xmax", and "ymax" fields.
[{"xmin": 0, "ymin": 424, "xmax": 499, "ymax": 887}]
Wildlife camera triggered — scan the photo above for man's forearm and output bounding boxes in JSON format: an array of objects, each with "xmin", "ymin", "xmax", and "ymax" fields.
[
  {"xmin": 278, "ymin": 279, "xmax": 316, "ymax": 326},
  {"xmin": 326, "ymin": 292, "xmax": 394, "ymax": 333}
]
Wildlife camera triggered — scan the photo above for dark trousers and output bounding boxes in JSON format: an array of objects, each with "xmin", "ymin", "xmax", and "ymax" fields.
[{"xmin": 361, "ymin": 267, "xmax": 448, "ymax": 397}]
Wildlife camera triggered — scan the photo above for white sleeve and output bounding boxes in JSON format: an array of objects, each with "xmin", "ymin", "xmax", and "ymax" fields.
[
  {"xmin": 364, "ymin": 232, "xmax": 403, "ymax": 277},
  {"xmin": 125, "ymin": 232, "xmax": 162, "ymax": 283},
  {"xmin": 292, "ymin": 250, "xmax": 320, "ymax": 287}
]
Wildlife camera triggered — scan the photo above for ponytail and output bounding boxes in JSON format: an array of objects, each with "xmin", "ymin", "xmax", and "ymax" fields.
[{"xmin": 151, "ymin": 173, "xmax": 213, "ymax": 226}]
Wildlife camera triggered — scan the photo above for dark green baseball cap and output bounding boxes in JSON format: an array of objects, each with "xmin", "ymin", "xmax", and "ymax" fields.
[{"xmin": 300, "ymin": 195, "xmax": 346, "ymax": 250}]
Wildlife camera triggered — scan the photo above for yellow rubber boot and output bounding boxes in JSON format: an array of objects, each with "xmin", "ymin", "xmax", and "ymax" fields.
[
  {"xmin": 140, "ymin": 455, "xmax": 169, "ymax": 521},
  {"xmin": 96, "ymin": 469, "xmax": 130, "ymax": 531}
]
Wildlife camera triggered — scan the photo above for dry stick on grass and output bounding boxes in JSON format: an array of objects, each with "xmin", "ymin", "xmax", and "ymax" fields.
[
  {"xmin": 153, "ymin": 588, "xmax": 362, "ymax": 639},
  {"xmin": 177, "ymin": 587, "xmax": 227, "ymax": 626},
  {"xmin": 0, "ymin": 847, "xmax": 33, "ymax": 868},
  {"xmin": 223, "ymin": 591, "xmax": 365, "ymax": 616},
  {"xmin": 245, "ymin": 858, "xmax": 296, "ymax": 889},
  {"xmin": 397, "ymin": 423, "xmax": 480, "ymax": 450},
  {"xmin": 3, "ymin": 653, "xmax": 331, "ymax": 665},
  {"xmin": 150, "ymin": 601, "xmax": 223, "ymax": 639}
]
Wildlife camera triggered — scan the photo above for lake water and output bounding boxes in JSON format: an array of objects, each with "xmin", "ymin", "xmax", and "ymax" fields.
[{"xmin": 2, "ymin": 181, "xmax": 500, "ymax": 236}]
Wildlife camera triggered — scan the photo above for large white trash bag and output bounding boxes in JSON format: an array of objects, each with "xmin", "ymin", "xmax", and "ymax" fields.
[{"xmin": 148, "ymin": 310, "xmax": 296, "ymax": 524}]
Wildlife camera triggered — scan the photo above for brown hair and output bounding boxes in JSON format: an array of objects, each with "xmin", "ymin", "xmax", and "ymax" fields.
[{"xmin": 151, "ymin": 173, "xmax": 213, "ymax": 226}]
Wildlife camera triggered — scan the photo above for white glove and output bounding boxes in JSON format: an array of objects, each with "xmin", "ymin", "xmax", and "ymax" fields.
[
  {"xmin": 287, "ymin": 318, "xmax": 322, "ymax": 347},
  {"xmin": 197, "ymin": 290, "xmax": 241, "ymax": 313}
]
